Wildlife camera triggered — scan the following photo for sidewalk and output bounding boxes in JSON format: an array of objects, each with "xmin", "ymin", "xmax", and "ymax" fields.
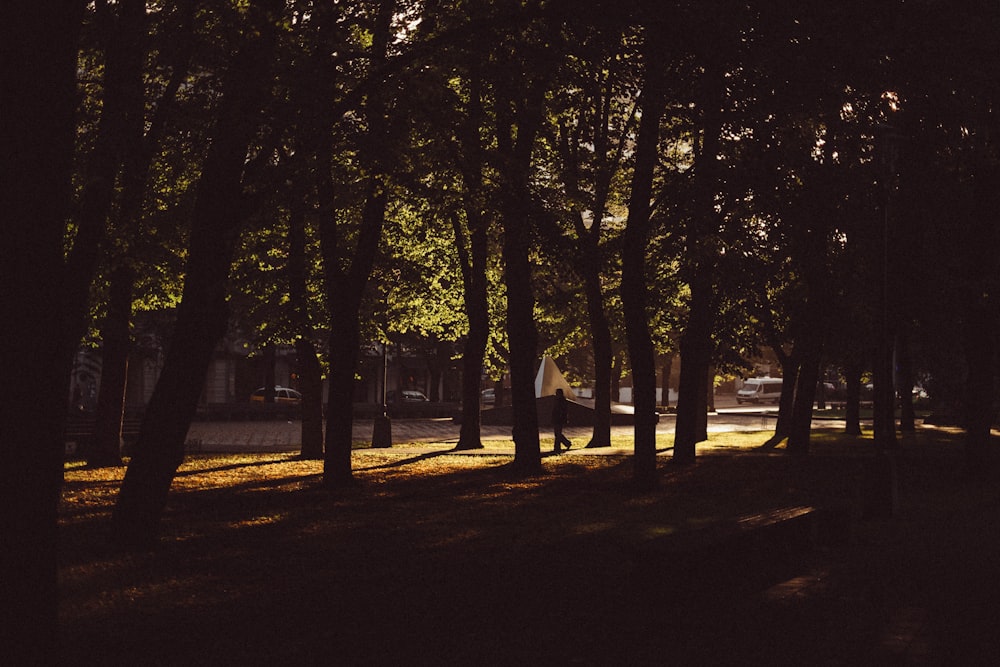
[{"xmin": 183, "ymin": 412, "xmax": 846, "ymax": 454}]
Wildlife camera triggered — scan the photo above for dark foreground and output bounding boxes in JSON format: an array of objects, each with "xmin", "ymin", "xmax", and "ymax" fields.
[{"xmin": 59, "ymin": 430, "xmax": 1000, "ymax": 665}]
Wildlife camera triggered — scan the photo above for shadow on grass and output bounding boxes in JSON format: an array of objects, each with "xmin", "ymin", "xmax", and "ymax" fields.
[{"xmin": 173, "ymin": 455, "xmax": 299, "ymax": 477}]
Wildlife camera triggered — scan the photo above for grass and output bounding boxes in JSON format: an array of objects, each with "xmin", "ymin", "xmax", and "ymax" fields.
[{"xmin": 59, "ymin": 427, "xmax": 1000, "ymax": 665}]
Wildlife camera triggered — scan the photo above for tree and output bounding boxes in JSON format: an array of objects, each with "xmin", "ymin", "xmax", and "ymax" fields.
[
  {"xmin": 87, "ymin": 0, "xmax": 194, "ymax": 467},
  {"xmin": 1, "ymin": 4, "xmax": 84, "ymax": 660},
  {"xmin": 546, "ymin": 11, "xmax": 639, "ymax": 449},
  {"xmin": 113, "ymin": 1, "xmax": 283, "ymax": 546},
  {"xmin": 621, "ymin": 17, "xmax": 666, "ymax": 490}
]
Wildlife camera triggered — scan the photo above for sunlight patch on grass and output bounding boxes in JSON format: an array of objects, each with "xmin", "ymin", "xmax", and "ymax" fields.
[
  {"xmin": 573, "ymin": 521, "xmax": 617, "ymax": 536},
  {"xmin": 229, "ymin": 513, "xmax": 289, "ymax": 529}
]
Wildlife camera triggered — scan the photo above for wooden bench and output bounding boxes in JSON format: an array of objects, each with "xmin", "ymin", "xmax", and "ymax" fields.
[
  {"xmin": 64, "ymin": 412, "xmax": 142, "ymax": 457},
  {"xmin": 631, "ymin": 505, "xmax": 851, "ymax": 599}
]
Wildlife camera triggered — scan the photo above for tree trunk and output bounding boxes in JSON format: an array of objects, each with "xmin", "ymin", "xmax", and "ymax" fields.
[
  {"xmin": 962, "ymin": 301, "xmax": 996, "ymax": 475},
  {"xmin": 296, "ymin": 338, "xmax": 324, "ymax": 459},
  {"xmin": 675, "ymin": 59, "xmax": 723, "ymax": 463},
  {"xmin": 1, "ymin": 6, "xmax": 82, "ymax": 660},
  {"xmin": 317, "ymin": 0, "xmax": 394, "ymax": 486},
  {"xmin": 844, "ymin": 359, "xmax": 863, "ymax": 436},
  {"xmin": 896, "ymin": 328, "xmax": 916, "ymax": 433},
  {"xmin": 765, "ymin": 351, "xmax": 799, "ymax": 448},
  {"xmin": 611, "ymin": 351, "xmax": 623, "ymax": 403},
  {"xmin": 88, "ymin": 0, "xmax": 182, "ymax": 470},
  {"xmin": 321, "ymin": 185, "xmax": 388, "ymax": 487},
  {"xmin": 787, "ymin": 332, "xmax": 821, "ymax": 454},
  {"xmin": 621, "ymin": 40, "xmax": 665, "ymax": 489},
  {"xmin": 288, "ymin": 189, "xmax": 323, "ymax": 459},
  {"xmin": 112, "ymin": 6, "xmax": 280, "ymax": 547},
  {"xmin": 88, "ymin": 265, "xmax": 135, "ymax": 467},
  {"xmin": 502, "ymin": 205, "xmax": 541, "ymax": 472},
  {"xmin": 660, "ymin": 354, "xmax": 673, "ymax": 409},
  {"xmin": 584, "ymin": 264, "xmax": 614, "ymax": 448},
  {"xmin": 495, "ymin": 82, "xmax": 544, "ymax": 475},
  {"xmin": 452, "ymin": 208, "xmax": 489, "ymax": 451},
  {"xmin": 452, "ymin": 65, "xmax": 490, "ymax": 450},
  {"xmin": 675, "ymin": 276, "xmax": 712, "ymax": 462},
  {"xmin": 262, "ymin": 344, "xmax": 276, "ymax": 402},
  {"xmin": 323, "ymin": 296, "xmax": 364, "ymax": 486}
]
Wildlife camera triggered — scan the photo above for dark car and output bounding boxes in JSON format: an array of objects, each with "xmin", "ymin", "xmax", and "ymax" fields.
[{"xmin": 387, "ymin": 390, "xmax": 429, "ymax": 403}]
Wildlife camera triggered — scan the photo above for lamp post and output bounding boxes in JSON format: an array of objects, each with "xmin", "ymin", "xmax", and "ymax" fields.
[
  {"xmin": 372, "ymin": 340, "xmax": 392, "ymax": 448},
  {"xmin": 874, "ymin": 123, "xmax": 900, "ymax": 452},
  {"xmin": 866, "ymin": 122, "xmax": 901, "ymax": 518}
]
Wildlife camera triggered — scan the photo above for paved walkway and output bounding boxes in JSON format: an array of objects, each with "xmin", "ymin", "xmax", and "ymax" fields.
[{"xmin": 184, "ymin": 411, "xmax": 846, "ymax": 454}]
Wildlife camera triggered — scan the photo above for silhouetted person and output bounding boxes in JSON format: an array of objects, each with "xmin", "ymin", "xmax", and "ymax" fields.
[{"xmin": 552, "ymin": 388, "xmax": 572, "ymax": 453}]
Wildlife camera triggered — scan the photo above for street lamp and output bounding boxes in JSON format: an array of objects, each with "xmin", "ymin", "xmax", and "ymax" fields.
[
  {"xmin": 372, "ymin": 340, "xmax": 392, "ymax": 448},
  {"xmin": 865, "ymin": 122, "xmax": 901, "ymax": 519},
  {"xmin": 874, "ymin": 122, "xmax": 900, "ymax": 452}
]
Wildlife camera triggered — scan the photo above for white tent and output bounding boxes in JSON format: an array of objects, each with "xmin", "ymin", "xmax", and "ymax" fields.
[{"xmin": 534, "ymin": 356, "xmax": 577, "ymax": 399}]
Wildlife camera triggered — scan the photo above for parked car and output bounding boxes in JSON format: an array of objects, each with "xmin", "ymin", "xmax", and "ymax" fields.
[
  {"xmin": 736, "ymin": 377, "xmax": 783, "ymax": 404},
  {"xmin": 250, "ymin": 386, "xmax": 302, "ymax": 403},
  {"xmin": 387, "ymin": 390, "xmax": 429, "ymax": 403},
  {"xmin": 481, "ymin": 388, "xmax": 495, "ymax": 404}
]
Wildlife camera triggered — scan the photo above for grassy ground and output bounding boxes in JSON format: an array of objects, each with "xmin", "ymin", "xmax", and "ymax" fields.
[{"xmin": 59, "ymin": 428, "xmax": 1000, "ymax": 665}]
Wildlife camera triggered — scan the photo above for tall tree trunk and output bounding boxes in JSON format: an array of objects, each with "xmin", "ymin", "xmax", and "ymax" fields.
[
  {"xmin": 112, "ymin": 5, "xmax": 279, "ymax": 547},
  {"xmin": 60, "ymin": 0, "xmax": 146, "ymax": 374},
  {"xmin": 88, "ymin": 0, "xmax": 189, "ymax": 469},
  {"xmin": 675, "ymin": 59, "xmax": 723, "ymax": 463},
  {"xmin": 787, "ymin": 331, "xmax": 821, "ymax": 454},
  {"xmin": 89, "ymin": 265, "xmax": 135, "ymax": 466},
  {"xmin": 317, "ymin": 0, "xmax": 394, "ymax": 486},
  {"xmin": 453, "ymin": 66, "xmax": 489, "ymax": 451},
  {"xmin": 660, "ymin": 354, "xmax": 674, "ymax": 409},
  {"xmin": 495, "ymin": 82, "xmax": 545, "ymax": 475},
  {"xmin": 764, "ymin": 349, "xmax": 799, "ymax": 448},
  {"xmin": 288, "ymin": 194, "xmax": 323, "ymax": 458},
  {"xmin": 962, "ymin": 301, "xmax": 996, "ymax": 475},
  {"xmin": 321, "ymin": 185, "xmax": 388, "ymax": 487},
  {"xmin": 501, "ymin": 191, "xmax": 541, "ymax": 472},
  {"xmin": 452, "ymin": 210, "xmax": 489, "ymax": 451},
  {"xmin": 1, "ymin": 6, "xmax": 82, "ymax": 660},
  {"xmin": 621, "ymin": 40, "xmax": 665, "ymax": 490},
  {"xmin": 844, "ymin": 359, "xmax": 863, "ymax": 436},
  {"xmin": 896, "ymin": 328, "xmax": 916, "ymax": 433},
  {"xmin": 296, "ymin": 338, "xmax": 324, "ymax": 458},
  {"xmin": 675, "ymin": 276, "xmax": 712, "ymax": 461},
  {"xmin": 584, "ymin": 271, "xmax": 614, "ymax": 448},
  {"xmin": 262, "ymin": 344, "xmax": 276, "ymax": 402}
]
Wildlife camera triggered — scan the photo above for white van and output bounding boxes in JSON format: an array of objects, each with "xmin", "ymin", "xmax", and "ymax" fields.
[{"xmin": 736, "ymin": 377, "xmax": 783, "ymax": 404}]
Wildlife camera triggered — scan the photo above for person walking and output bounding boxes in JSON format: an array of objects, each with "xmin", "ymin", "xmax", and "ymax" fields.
[{"xmin": 552, "ymin": 388, "xmax": 572, "ymax": 453}]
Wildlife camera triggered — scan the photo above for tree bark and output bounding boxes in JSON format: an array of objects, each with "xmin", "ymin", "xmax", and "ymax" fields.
[
  {"xmin": 660, "ymin": 354, "xmax": 674, "ymax": 409},
  {"xmin": 494, "ymin": 75, "xmax": 545, "ymax": 475},
  {"xmin": 318, "ymin": 0, "xmax": 395, "ymax": 487},
  {"xmin": 896, "ymin": 328, "xmax": 916, "ymax": 433},
  {"xmin": 621, "ymin": 42, "xmax": 665, "ymax": 489},
  {"xmin": 452, "ymin": 210, "xmax": 489, "ymax": 450},
  {"xmin": 675, "ymin": 274, "xmax": 712, "ymax": 461},
  {"xmin": 89, "ymin": 265, "xmax": 135, "ymax": 467},
  {"xmin": 288, "ymin": 194, "xmax": 324, "ymax": 459},
  {"xmin": 674, "ymin": 59, "xmax": 724, "ymax": 463},
  {"xmin": 452, "ymin": 67, "xmax": 490, "ymax": 451},
  {"xmin": 112, "ymin": 4, "xmax": 280, "ymax": 547},
  {"xmin": 1, "ymin": 5, "xmax": 82, "ymax": 660},
  {"xmin": 844, "ymin": 359, "xmax": 863, "ymax": 436},
  {"xmin": 787, "ymin": 331, "xmax": 821, "ymax": 454},
  {"xmin": 88, "ymin": 0, "xmax": 189, "ymax": 469},
  {"xmin": 962, "ymin": 300, "xmax": 996, "ymax": 475},
  {"xmin": 321, "ymin": 185, "xmax": 388, "ymax": 486},
  {"xmin": 764, "ymin": 348, "xmax": 798, "ymax": 448}
]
